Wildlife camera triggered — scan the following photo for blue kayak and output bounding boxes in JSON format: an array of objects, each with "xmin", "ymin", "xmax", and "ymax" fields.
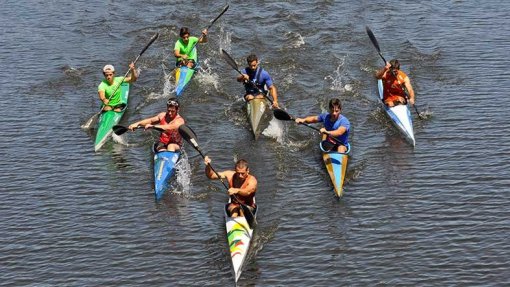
[{"xmin": 153, "ymin": 150, "xmax": 180, "ymax": 201}]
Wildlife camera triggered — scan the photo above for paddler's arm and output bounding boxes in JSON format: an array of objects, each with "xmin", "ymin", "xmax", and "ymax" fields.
[
  {"xmin": 174, "ymin": 45, "xmax": 188, "ymax": 60},
  {"xmin": 295, "ymin": 115, "xmax": 320, "ymax": 124},
  {"xmin": 128, "ymin": 113, "xmax": 161, "ymax": 131},
  {"xmin": 124, "ymin": 62, "xmax": 138, "ymax": 83},
  {"xmin": 403, "ymin": 76, "xmax": 415, "ymax": 105},
  {"xmin": 98, "ymin": 89, "xmax": 109, "ymax": 105},
  {"xmin": 375, "ymin": 62, "xmax": 391, "ymax": 79},
  {"xmin": 320, "ymin": 125, "xmax": 347, "ymax": 137},
  {"xmin": 228, "ymin": 177, "xmax": 257, "ymax": 197},
  {"xmin": 204, "ymin": 156, "xmax": 229, "ymax": 180},
  {"xmin": 198, "ymin": 29, "xmax": 208, "ymax": 43},
  {"xmin": 268, "ymin": 84, "xmax": 279, "ymax": 108}
]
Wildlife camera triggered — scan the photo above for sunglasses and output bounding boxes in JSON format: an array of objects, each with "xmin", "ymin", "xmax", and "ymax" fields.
[{"xmin": 167, "ymin": 100, "xmax": 179, "ymax": 107}]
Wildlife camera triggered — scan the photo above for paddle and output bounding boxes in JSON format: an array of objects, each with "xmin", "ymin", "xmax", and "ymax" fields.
[
  {"xmin": 221, "ymin": 49, "xmax": 274, "ymax": 105},
  {"xmin": 273, "ymin": 109, "xmax": 343, "ymax": 147},
  {"xmin": 186, "ymin": 4, "xmax": 229, "ymax": 59},
  {"xmin": 366, "ymin": 26, "xmax": 423, "ymax": 120},
  {"xmin": 81, "ymin": 32, "xmax": 160, "ymax": 129},
  {"xmin": 178, "ymin": 124, "xmax": 257, "ymax": 228},
  {"xmin": 112, "ymin": 124, "xmax": 164, "ymax": 135}
]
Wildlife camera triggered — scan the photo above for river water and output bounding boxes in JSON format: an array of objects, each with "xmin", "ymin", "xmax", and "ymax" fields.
[{"xmin": 1, "ymin": 1, "xmax": 509, "ymax": 286}]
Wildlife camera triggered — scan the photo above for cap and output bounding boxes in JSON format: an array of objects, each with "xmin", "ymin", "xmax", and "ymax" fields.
[{"xmin": 103, "ymin": 64, "xmax": 115, "ymax": 73}]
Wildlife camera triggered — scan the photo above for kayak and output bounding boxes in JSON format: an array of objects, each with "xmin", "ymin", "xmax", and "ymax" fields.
[
  {"xmin": 225, "ymin": 202, "xmax": 257, "ymax": 282},
  {"xmin": 322, "ymin": 142, "xmax": 350, "ymax": 197},
  {"xmin": 175, "ymin": 65, "xmax": 198, "ymax": 97},
  {"xmin": 94, "ymin": 83, "xmax": 130, "ymax": 152},
  {"xmin": 377, "ymin": 79, "xmax": 416, "ymax": 146},
  {"xmin": 153, "ymin": 149, "xmax": 180, "ymax": 201},
  {"xmin": 246, "ymin": 98, "xmax": 271, "ymax": 139}
]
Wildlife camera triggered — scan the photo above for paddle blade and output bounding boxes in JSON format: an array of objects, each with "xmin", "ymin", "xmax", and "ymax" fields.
[
  {"xmin": 208, "ymin": 4, "xmax": 229, "ymax": 29},
  {"xmin": 112, "ymin": 125, "xmax": 128, "ymax": 135},
  {"xmin": 366, "ymin": 26, "xmax": 380, "ymax": 52},
  {"xmin": 81, "ymin": 112, "xmax": 100, "ymax": 130},
  {"xmin": 140, "ymin": 32, "xmax": 159, "ymax": 57},
  {"xmin": 178, "ymin": 124, "xmax": 201, "ymax": 151},
  {"xmin": 221, "ymin": 49, "xmax": 241, "ymax": 74},
  {"xmin": 273, "ymin": 109, "xmax": 293, "ymax": 121}
]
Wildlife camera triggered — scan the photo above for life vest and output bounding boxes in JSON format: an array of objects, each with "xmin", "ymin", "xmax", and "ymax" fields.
[
  {"xmin": 158, "ymin": 113, "xmax": 183, "ymax": 146},
  {"xmin": 383, "ymin": 70, "xmax": 408, "ymax": 101},
  {"xmin": 228, "ymin": 174, "xmax": 256, "ymax": 207},
  {"xmin": 244, "ymin": 67, "xmax": 267, "ymax": 94}
]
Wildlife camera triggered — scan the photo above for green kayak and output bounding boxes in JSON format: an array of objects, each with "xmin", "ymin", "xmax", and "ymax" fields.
[{"xmin": 94, "ymin": 83, "xmax": 130, "ymax": 151}]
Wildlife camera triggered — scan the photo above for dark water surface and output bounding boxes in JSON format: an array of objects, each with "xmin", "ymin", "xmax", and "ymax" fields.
[{"xmin": 1, "ymin": 1, "xmax": 509, "ymax": 286}]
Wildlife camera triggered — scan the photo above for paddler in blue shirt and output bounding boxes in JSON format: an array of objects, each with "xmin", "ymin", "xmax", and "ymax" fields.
[
  {"xmin": 295, "ymin": 98, "xmax": 350, "ymax": 153},
  {"xmin": 98, "ymin": 62, "xmax": 138, "ymax": 112},
  {"xmin": 237, "ymin": 54, "xmax": 280, "ymax": 109},
  {"xmin": 174, "ymin": 27, "xmax": 208, "ymax": 69}
]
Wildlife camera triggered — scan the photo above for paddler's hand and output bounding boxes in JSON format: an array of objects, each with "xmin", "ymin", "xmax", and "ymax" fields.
[
  {"xmin": 128, "ymin": 123, "xmax": 139, "ymax": 131},
  {"xmin": 228, "ymin": 188, "xmax": 238, "ymax": 196},
  {"xmin": 144, "ymin": 124, "xmax": 154, "ymax": 130},
  {"xmin": 320, "ymin": 128, "xmax": 330, "ymax": 135},
  {"xmin": 102, "ymin": 98, "xmax": 109, "ymax": 105},
  {"xmin": 272, "ymin": 101, "xmax": 279, "ymax": 109},
  {"xmin": 201, "ymin": 29, "xmax": 208, "ymax": 36},
  {"xmin": 204, "ymin": 156, "xmax": 211, "ymax": 166},
  {"xmin": 129, "ymin": 62, "xmax": 135, "ymax": 71},
  {"xmin": 409, "ymin": 97, "xmax": 415, "ymax": 105},
  {"xmin": 295, "ymin": 118, "xmax": 304, "ymax": 124}
]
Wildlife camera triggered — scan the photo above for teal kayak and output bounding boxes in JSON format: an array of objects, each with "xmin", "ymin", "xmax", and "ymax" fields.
[
  {"xmin": 153, "ymin": 150, "xmax": 180, "ymax": 201},
  {"xmin": 94, "ymin": 83, "xmax": 129, "ymax": 151},
  {"xmin": 175, "ymin": 65, "xmax": 198, "ymax": 96}
]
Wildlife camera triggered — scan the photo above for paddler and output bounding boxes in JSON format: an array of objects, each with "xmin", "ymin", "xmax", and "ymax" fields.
[
  {"xmin": 98, "ymin": 62, "xmax": 138, "ymax": 112},
  {"xmin": 127, "ymin": 97, "xmax": 185, "ymax": 152},
  {"xmin": 237, "ymin": 54, "xmax": 279, "ymax": 109},
  {"xmin": 174, "ymin": 27, "xmax": 208, "ymax": 69},
  {"xmin": 375, "ymin": 59, "xmax": 415, "ymax": 107},
  {"xmin": 295, "ymin": 98, "xmax": 350, "ymax": 153},
  {"xmin": 204, "ymin": 156, "xmax": 257, "ymax": 218}
]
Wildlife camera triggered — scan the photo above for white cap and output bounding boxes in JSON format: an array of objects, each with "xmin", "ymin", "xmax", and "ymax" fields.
[{"xmin": 103, "ymin": 64, "xmax": 115, "ymax": 73}]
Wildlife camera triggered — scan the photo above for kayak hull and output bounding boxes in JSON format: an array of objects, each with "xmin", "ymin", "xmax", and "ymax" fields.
[
  {"xmin": 153, "ymin": 150, "xmax": 180, "ymax": 201},
  {"xmin": 225, "ymin": 203, "xmax": 257, "ymax": 282},
  {"xmin": 377, "ymin": 79, "xmax": 416, "ymax": 146},
  {"xmin": 175, "ymin": 66, "xmax": 198, "ymax": 97},
  {"xmin": 94, "ymin": 83, "xmax": 130, "ymax": 151},
  {"xmin": 246, "ymin": 98, "xmax": 270, "ymax": 139},
  {"xmin": 322, "ymin": 143, "xmax": 350, "ymax": 197}
]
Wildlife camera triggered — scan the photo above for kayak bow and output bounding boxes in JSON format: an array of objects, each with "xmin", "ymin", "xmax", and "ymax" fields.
[
  {"xmin": 153, "ymin": 150, "xmax": 180, "ymax": 201},
  {"xmin": 246, "ymin": 98, "xmax": 271, "ymax": 139}
]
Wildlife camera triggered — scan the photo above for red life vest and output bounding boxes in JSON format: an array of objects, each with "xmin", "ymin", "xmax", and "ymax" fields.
[
  {"xmin": 228, "ymin": 174, "xmax": 256, "ymax": 207},
  {"xmin": 382, "ymin": 70, "xmax": 408, "ymax": 101},
  {"xmin": 158, "ymin": 113, "xmax": 183, "ymax": 146}
]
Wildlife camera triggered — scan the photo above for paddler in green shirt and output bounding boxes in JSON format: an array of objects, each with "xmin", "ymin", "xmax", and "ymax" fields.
[
  {"xmin": 98, "ymin": 62, "xmax": 138, "ymax": 112},
  {"xmin": 174, "ymin": 27, "xmax": 208, "ymax": 68}
]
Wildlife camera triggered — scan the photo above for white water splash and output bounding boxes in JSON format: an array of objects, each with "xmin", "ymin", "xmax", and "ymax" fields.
[
  {"xmin": 262, "ymin": 117, "xmax": 286, "ymax": 144},
  {"xmin": 174, "ymin": 151, "xmax": 192, "ymax": 196}
]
